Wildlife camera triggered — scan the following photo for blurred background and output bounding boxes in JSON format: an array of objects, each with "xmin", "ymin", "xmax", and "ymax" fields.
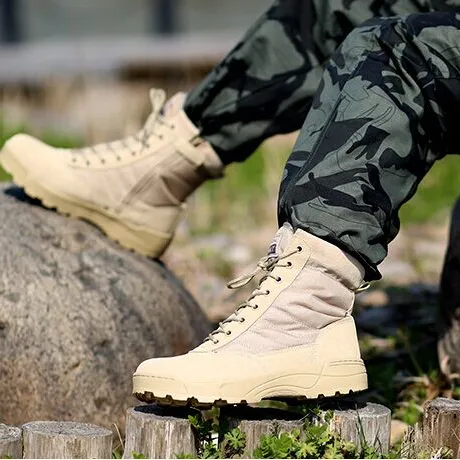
[
  {"xmin": 0, "ymin": 0, "xmax": 267, "ymax": 140},
  {"xmin": 2, "ymin": 0, "xmax": 460, "ymax": 432},
  {"xmin": 0, "ymin": 0, "xmax": 458, "ymax": 319},
  {"xmin": 0, "ymin": 0, "xmax": 294, "ymax": 316}
]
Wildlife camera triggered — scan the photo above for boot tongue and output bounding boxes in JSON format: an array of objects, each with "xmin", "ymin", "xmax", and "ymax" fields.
[
  {"xmin": 267, "ymin": 223, "xmax": 294, "ymax": 260},
  {"xmin": 161, "ymin": 92, "xmax": 187, "ymax": 117}
]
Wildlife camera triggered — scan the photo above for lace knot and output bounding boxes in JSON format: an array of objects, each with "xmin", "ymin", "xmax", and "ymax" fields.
[{"xmin": 70, "ymin": 88, "xmax": 172, "ymax": 164}]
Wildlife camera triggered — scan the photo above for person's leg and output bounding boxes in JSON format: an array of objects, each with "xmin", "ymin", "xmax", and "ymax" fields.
[
  {"xmin": 278, "ymin": 11, "xmax": 460, "ymax": 281},
  {"xmin": 0, "ymin": 0, "xmax": 432, "ymax": 259},
  {"xmin": 184, "ymin": 0, "xmax": 432, "ymax": 164},
  {"xmin": 133, "ymin": 11, "xmax": 460, "ymax": 406}
]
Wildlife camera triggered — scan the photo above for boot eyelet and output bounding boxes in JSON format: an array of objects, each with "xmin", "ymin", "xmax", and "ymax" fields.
[
  {"xmin": 287, "ymin": 262, "xmax": 292, "ymax": 268},
  {"xmin": 213, "ymin": 339, "xmax": 220, "ymax": 344},
  {"xmin": 265, "ymin": 290, "xmax": 270, "ymax": 295},
  {"xmin": 297, "ymin": 246, "xmax": 303, "ymax": 252},
  {"xmin": 276, "ymin": 277, "xmax": 282, "ymax": 282},
  {"xmin": 226, "ymin": 331, "xmax": 232, "ymax": 336},
  {"xmin": 253, "ymin": 305, "xmax": 259, "ymax": 310},
  {"xmin": 239, "ymin": 318, "xmax": 245, "ymax": 323}
]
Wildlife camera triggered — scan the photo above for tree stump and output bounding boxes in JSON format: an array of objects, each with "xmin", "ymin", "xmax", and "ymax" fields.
[
  {"xmin": 125, "ymin": 401, "xmax": 391, "ymax": 459},
  {"xmin": 223, "ymin": 407, "xmax": 303, "ymax": 458},
  {"xmin": 0, "ymin": 184, "xmax": 212, "ymax": 431},
  {"xmin": 0, "ymin": 424, "xmax": 22, "ymax": 459},
  {"xmin": 422, "ymin": 398, "xmax": 460, "ymax": 458},
  {"xmin": 329, "ymin": 402, "xmax": 391, "ymax": 453},
  {"xmin": 438, "ymin": 197, "xmax": 460, "ymax": 380},
  {"xmin": 224, "ymin": 401, "xmax": 391, "ymax": 456},
  {"xmin": 22, "ymin": 421, "xmax": 112, "ymax": 459},
  {"xmin": 124, "ymin": 406, "xmax": 197, "ymax": 459}
]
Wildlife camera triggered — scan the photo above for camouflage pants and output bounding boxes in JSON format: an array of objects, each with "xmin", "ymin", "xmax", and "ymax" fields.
[
  {"xmin": 184, "ymin": 0, "xmax": 439, "ymax": 163},
  {"xmin": 279, "ymin": 11, "xmax": 460, "ymax": 280},
  {"xmin": 185, "ymin": 2, "xmax": 460, "ymax": 280}
]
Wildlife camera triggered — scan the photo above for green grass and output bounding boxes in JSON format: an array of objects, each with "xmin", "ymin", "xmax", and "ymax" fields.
[
  {"xmin": 189, "ymin": 148, "xmax": 280, "ymax": 235},
  {"xmin": 399, "ymin": 155, "xmax": 460, "ymax": 225},
  {"xmin": 191, "ymin": 148, "xmax": 460, "ymax": 235}
]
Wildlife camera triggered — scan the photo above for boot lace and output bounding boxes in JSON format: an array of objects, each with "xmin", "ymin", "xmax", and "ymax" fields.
[
  {"xmin": 204, "ymin": 247, "xmax": 301, "ymax": 344},
  {"xmin": 70, "ymin": 89, "xmax": 176, "ymax": 165},
  {"xmin": 205, "ymin": 246, "xmax": 371, "ymax": 344}
]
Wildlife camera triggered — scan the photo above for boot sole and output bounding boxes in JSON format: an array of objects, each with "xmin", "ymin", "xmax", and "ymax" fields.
[
  {"xmin": 0, "ymin": 147, "xmax": 173, "ymax": 258},
  {"xmin": 133, "ymin": 361, "xmax": 368, "ymax": 408}
]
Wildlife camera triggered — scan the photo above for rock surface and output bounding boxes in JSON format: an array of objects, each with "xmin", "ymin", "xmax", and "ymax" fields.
[{"xmin": 0, "ymin": 184, "xmax": 211, "ymax": 430}]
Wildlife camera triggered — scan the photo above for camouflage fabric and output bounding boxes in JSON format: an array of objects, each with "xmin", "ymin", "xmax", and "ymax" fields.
[
  {"xmin": 183, "ymin": 0, "xmax": 451, "ymax": 163},
  {"xmin": 185, "ymin": 1, "xmax": 460, "ymax": 279},
  {"xmin": 278, "ymin": 11, "xmax": 460, "ymax": 280}
]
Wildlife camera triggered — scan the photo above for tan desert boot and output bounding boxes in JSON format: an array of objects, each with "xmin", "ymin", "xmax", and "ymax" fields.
[
  {"xmin": 133, "ymin": 223, "xmax": 368, "ymax": 407},
  {"xmin": 0, "ymin": 89, "xmax": 223, "ymax": 257}
]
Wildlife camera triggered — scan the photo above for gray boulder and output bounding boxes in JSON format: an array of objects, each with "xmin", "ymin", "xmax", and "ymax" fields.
[{"xmin": 0, "ymin": 184, "xmax": 211, "ymax": 430}]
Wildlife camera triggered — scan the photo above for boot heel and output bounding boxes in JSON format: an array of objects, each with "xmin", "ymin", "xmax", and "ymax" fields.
[{"xmin": 311, "ymin": 361, "xmax": 368, "ymax": 397}]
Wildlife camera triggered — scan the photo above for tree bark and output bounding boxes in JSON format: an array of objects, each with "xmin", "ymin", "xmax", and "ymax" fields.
[
  {"xmin": 124, "ymin": 406, "xmax": 197, "ymax": 459},
  {"xmin": 0, "ymin": 424, "xmax": 22, "ymax": 459},
  {"xmin": 422, "ymin": 398, "xmax": 460, "ymax": 458},
  {"xmin": 22, "ymin": 421, "xmax": 112, "ymax": 459}
]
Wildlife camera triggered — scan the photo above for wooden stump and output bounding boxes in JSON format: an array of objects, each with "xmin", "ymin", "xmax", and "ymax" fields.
[
  {"xmin": 223, "ymin": 406, "xmax": 303, "ymax": 457},
  {"xmin": 329, "ymin": 402, "xmax": 391, "ymax": 453},
  {"xmin": 125, "ymin": 401, "xmax": 391, "ymax": 459},
  {"xmin": 124, "ymin": 406, "xmax": 196, "ymax": 459},
  {"xmin": 422, "ymin": 398, "xmax": 460, "ymax": 458},
  {"xmin": 224, "ymin": 401, "xmax": 391, "ymax": 456},
  {"xmin": 0, "ymin": 184, "xmax": 211, "ymax": 430},
  {"xmin": 22, "ymin": 421, "xmax": 112, "ymax": 459},
  {"xmin": 0, "ymin": 424, "xmax": 22, "ymax": 459}
]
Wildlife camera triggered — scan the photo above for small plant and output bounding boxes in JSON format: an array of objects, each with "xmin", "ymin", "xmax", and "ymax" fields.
[
  {"xmin": 188, "ymin": 411, "xmax": 220, "ymax": 458},
  {"xmin": 220, "ymin": 428, "xmax": 246, "ymax": 458},
  {"xmin": 112, "ymin": 422, "xmax": 124, "ymax": 459},
  {"xmin": 179, "ymin": 408, "xmax": 389, "ymax": 459},
  {"xmin": 252, "ymin": 418, "xmax": 382, "ymax": 459},
  {"xmin": 185, "ymin": 410, "xmax": 245, "ymax": 458}
]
